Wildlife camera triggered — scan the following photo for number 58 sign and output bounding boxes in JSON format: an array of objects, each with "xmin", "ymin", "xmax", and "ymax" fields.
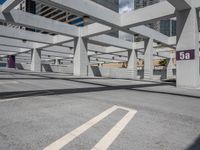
[{"xmin": 176, "ymin": 49, "xmax": 195, "ymax": 61}]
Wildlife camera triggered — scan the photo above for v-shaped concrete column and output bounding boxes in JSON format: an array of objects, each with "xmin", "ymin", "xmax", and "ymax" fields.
[
  {"xmin": 73, "ymin": 37, "xmax": 89, "ymax": 76},
  {"xmin": 127, "ymin": 48, "xmax": 138, "ymax": 79},
  {"xmin": 31, "ymin": 48, "xmax": 41, "ymax": 72},
  {"xmin": 144, "ymin": 38, "xmax": 153, "ymax": 80},
  {"xmin": 167, "ymin": 53, "xmax": 175, "ymax": 79},
  {"xmin": 176, "ymin": 8, "xmax": 200, "ymax": 88},
  {"xmin": 55, "ymin": 58, "xmax": 61, "ymax": 65}
]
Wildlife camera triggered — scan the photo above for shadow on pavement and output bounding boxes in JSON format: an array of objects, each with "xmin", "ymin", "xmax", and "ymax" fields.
[
  {"xmin": 0, "ymin": 82, "xmax": 168, "ymax": 99},
  {"xmin": 0, "ymin": 70, "xmax": 199, "ymax": 100},
  {"xmin": 186, "ymin": 135, "xmax": 200, "ymax": 150}
]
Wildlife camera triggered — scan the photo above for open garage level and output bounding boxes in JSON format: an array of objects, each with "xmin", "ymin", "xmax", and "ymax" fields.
[
  {"xmin": 0, "ymin": 69, "xmax": 200, "ymax": 150},
  {"xmin": 0, "ymin": 0, "xmax": 200, "ymax": 149}
]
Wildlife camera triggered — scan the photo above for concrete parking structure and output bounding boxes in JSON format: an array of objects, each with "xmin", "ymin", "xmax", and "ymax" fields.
[
  {"xmin": 0, "ymin": 0, "xmax": 200, "ymax": 149},
  {"xmin": 0, "ymin": 69, "xmax": 200, "ymax": 150}
]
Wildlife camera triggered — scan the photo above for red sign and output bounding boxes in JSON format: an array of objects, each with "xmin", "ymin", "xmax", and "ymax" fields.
[{"xmin": 176, "ymin": 49, "xmax": 195, "ymax": 61}]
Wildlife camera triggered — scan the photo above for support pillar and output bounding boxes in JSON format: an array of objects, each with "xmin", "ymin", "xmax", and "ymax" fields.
[
  {"xmin": 73, "ymin": 37, "xmax": 89, "ymax": 76},
  {"xmin": 31, "ymin": 48, "xmax": 41, "ymax": 72},
  {"xmin": 176, "ymin": 8, "xmax": 200, "ymax": 88},
  {"xmin": 55, "ymin": 58, "xmax": 60, "ymax": 65},
  {"xmin": 127, "ymin": 49, "xmax": 137, "ymax": 79},
  {"xmin": 167, "ymin": 53, "xmax": 175, "ymax": 79},
  {"xmin": 144, "ymin": 38, "xmax": 153, "ymax": 80}
]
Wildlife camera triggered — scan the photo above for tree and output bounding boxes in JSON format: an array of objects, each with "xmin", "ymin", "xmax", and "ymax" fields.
[{"xmin": 159, "ymin": 59, "xmax": 168, "ymax": 66}]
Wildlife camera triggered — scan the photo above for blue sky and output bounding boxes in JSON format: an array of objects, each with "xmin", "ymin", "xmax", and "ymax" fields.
[{"xmin": 0, "ymin": 0, "xmax": 6, "ymax": 5}]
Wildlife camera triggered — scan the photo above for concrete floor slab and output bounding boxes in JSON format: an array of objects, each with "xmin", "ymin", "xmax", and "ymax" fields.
[{"xmin": 0, "ymin": 69, "xmax": 200, "ymax": 150}]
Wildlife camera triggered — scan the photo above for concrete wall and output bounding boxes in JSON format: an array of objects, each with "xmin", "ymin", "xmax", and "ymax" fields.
[
  {"xmin": 89, "ymin": 66, "xmax": 176, "ymax": 80},
  {"xmin": 16, "ymin": 63, "xmax": 31, "ymax": 70},
  {"xmin": 15, "ymin": 63, "xmax": 176, "ymax": 80},
  {"xmin": 16, "ymin": 63, "xmax": 73, "ymax": 74},
  {"xmin": 42, "ymin": 64, "xmax": 73, "ymax": 74}
]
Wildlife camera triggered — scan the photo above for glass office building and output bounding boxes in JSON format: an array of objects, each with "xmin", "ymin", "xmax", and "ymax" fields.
[
  {"xmin": 92, "ymin": 0, "xmax": 119, "ymax": 12},
  {"xmin": 134, "ymin": 0, "xmax": 176, "ymax": 36}
]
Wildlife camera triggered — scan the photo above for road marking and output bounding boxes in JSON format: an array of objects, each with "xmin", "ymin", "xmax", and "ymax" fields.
[
  {"xmin": 0, "ymin": 91, "xmax": 55, "ymax": 103},
  {"xmin": 0, "ymin": 81, "xmax": 18, "ymax": 85},
  {"xmin": 43, "ymin": 105, "xmax": 137, "ymax": 150},
  {"xmin": 91, "ymin": 108, "xmax": 137, "ymax": 150},
  {"xmin": 43, "ymin": 105, "xmax": 118, "ymax": 150},
  {"xmin": 0, "ymin": 98, "xmax": 20, "ymax": 103}
]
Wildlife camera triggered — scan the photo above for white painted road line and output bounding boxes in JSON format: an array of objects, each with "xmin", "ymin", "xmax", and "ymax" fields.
[
  {"xmin": 0, "ymin": 81, "xmax": 18, "ymax": 85},
  {"xmin": 0, "ymin": 91, "xmax": 55, "ymax": 103},
  {"xmin": 0, "ymin": 98, "xmax": 20, "ymax": 103},
  {"xmin": 43, "ymin": 105, "xmax": 137, "ymax": 150},
  {"xmin": 43, "ymin": 105, "xmax": 119, "ymax": 150},
  {"xmin": 91, "ymin": 109, "xmax": 137, "ymax": 150}
]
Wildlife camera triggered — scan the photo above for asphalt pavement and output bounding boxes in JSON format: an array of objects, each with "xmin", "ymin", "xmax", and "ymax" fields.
[{"xmin": 0, "ymin": 69, "xmax": 200, "ymax": 150}]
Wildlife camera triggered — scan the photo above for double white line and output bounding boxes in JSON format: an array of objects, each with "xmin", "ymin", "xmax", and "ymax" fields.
[{"xmin": 44, "ymin": 105, "xmax": 137, "ymax": 150}]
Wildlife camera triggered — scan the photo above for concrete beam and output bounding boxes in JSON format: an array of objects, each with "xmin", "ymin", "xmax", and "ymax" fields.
[
  {"xmin": 42, "ymin": 51, "xmax": 73, "ymax": 58},
  {"xmin": 0, "ymin": 25, "xmax": 54, "ymax": 44},
  {"xmin": 105, "ymin": 46, "xmax": 127, "ymax": 54},
  {"xmin": 53, "ymin": 35, "xmax": 74, "ymax": 44},
  {"xmin": 36, "ymin": 0, "xmax": 120, "ymax": 26},
  {"xmin": 90, "ymin": 57, "xmax": 120, "ymax": 63},
  {"xmin": 0, "ymin": 37, "xmax": 35, "ymax": 48},
  {"xmin": 167, "ymin": 0, "xmax": 191, "ymax": 11},
  {"xmin": 43, "ymin": 46, "xmax": 73, "ymax": 54},
  {"xmin": 89, "ymin": 35, "xmax": 132, "ymax": 49},
  {"xmin": 192, "ymin": 0, "xmax": 200, "ymax": 8},
  {"xmin": 0, "ymin": 45, "xmax": 29, "ymax": 52},
  {"xmin": 121, "ymin": 1, "xmax": 175, "ymax": 28},
  {"xmin": 0, "ymin": 9, "xmax": 79, "ymax": 37},
  {"xmin": 91, "ymin": 54, "xmax": 127, "ymax": 62},
  {"xmin": 1, "ymin": 0, "xmax": 23, "ymax": 13},
  {"xmin": 88, "ymin": 43, "xmax": 107, "ymax": 54},
  {"xmin": 130, "ymin": 25, "xmax": 169, "ymax": 45},
  {"xmin": 0, "ymin": 51, "xmax": 15, "ymax": 55},
  {"xmin": 81, "ymin": 23, "xmax": 112, "ymax": 37}
]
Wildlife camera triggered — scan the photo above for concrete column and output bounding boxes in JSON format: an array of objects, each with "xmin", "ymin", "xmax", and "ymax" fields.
[
  {"xmin": 144, "ymin": 38, "xmax": 153, "ymax": 80},
  {"xmin": 176, "ymin": 8, "xmax": 200, "ymax": 88},
  {"xmin": 55, "ymin": 58, "xmax": 60, "ymax": 65},
  {"xmin": 73, "ymin": 37, "xmax": 89, "ymax": 76},
  {"xmin": 167, "ymin": 53, "xmax": 175, "ymax": 79},
  {"xmin": 127, "ymin": 49, "xmax": 137, "ymax": 79},
  {"xmin": 31, "ymin": 48, "xmax": 41, "ymax": 72}
]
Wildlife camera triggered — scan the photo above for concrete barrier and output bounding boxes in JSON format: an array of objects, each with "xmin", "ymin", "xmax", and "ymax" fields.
[
  {"xmin": 16, "ymin": 63, "xmax": 176, "ymax": 80},
  {"xmin": 16, "ymin": 63, "xmax": 73, "ymax": 74},
  {"xmin": 89, "ymin": 66, "xmax": 176, "ymax": 80},
  {"xmin": 42, "ymin": 64, "xmax": 73, "ymax": 74}
]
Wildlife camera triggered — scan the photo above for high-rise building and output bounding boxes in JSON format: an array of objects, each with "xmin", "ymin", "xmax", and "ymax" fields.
[
  {"xmin": 134, "ymin": 0, "xmax": 160, "ymax": 31},
  {"xmin": 90, "ymin": 0, "xmax": 119, "ymax": 38},
  {"xmin": 134, "ymin": 0, "xmax": 176, "ymax": 36},
  {"xmin": 119, "ymin": 0, "xmax": 134, "ymax": 42},
  {"xmin": 134, "ymin": 0, "xmax": 160, "ymax": 9},
  {"xmin": 160, "ymin": 19, "xmax": 176, "ymax": 36},
  {"xmin": 91, "ymin": 0, "xmax": 119, "ymax": 12}
]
